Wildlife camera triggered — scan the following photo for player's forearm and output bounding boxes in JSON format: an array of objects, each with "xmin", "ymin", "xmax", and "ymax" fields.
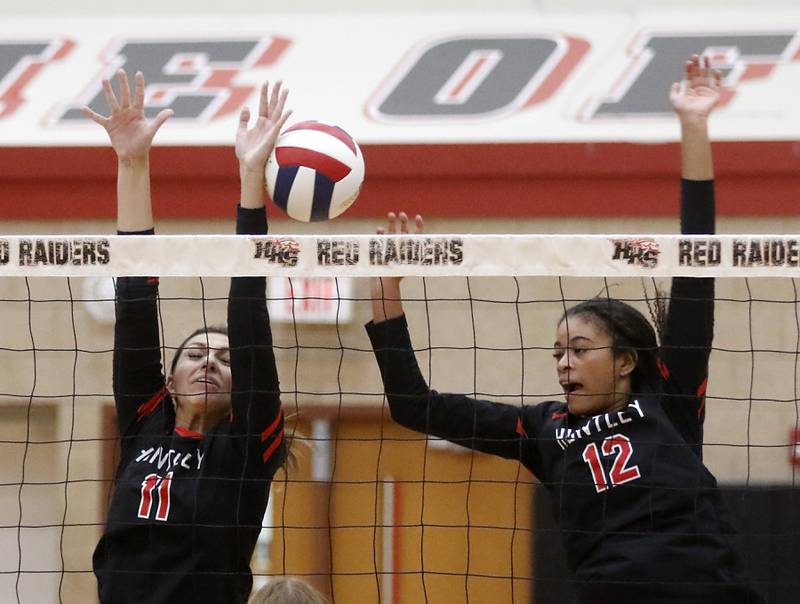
[
  {"xmin": 116, "ymin": 157, "xmax": 154, "ymax": 232},
  {"xmin": 679, "ymin": 115, "xmax": 713, "ymax": 181},
  {"xmin": 240, "ymin": 165, "xmax": 265, "ymax": 209},
  {"xmin": 370, "ymin": 278, "xmax": 404, "ymax": 322}
]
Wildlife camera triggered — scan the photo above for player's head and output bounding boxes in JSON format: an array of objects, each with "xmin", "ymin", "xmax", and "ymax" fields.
[
  {"xmin": 167, "ymin": 326, "xmax": 231, "ymax": 427},
  {"xmin": 555, "ymin": 298, "xmax": 658, "ymax": 416},
  {"xmin": 248, "ymin": 576, "xmax": 328, "ymax": 604}
]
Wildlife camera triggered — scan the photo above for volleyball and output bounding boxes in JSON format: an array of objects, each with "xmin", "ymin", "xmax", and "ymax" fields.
[{"xmin": 266, "ymin": 120, "xmax": 365, "ymax": 222}]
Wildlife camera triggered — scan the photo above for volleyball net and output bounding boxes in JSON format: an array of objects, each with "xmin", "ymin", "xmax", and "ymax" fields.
[{"xmin": 1, "ymin": 233, "xmax": 799, "ymax": 603}]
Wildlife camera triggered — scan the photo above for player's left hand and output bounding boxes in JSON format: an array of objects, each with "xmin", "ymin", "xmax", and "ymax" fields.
[
  {"xmin": 236, "ymin": 81, "xmax": 292, "ymax": 174},
  {"xmin": 670, "ymin": 55, "xmax": 722, "ymax": 119}
]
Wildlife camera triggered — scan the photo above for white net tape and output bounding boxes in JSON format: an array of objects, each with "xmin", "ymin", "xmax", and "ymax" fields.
[{"xmin": 1, "ymin": 234, "xmax": 798, "ymax": 277}]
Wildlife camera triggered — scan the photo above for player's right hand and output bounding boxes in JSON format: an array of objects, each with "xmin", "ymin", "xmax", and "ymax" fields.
[
  {"xmin": 369, "ymin": 211, "xmax": 424, "ymax": 322},
  {"xmin": 83, "ymin": 69, "xmax": 173, "ymax": 161},
  {"xmin": 372, "ymin": 211, "xmax": 424, "ymax": 284},
  {"xmin": 670, "ymin": 54, "xmax": 721, "ymax": 120}
]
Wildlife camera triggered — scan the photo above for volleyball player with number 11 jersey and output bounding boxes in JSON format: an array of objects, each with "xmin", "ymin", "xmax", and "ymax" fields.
[{"xmin": 86, "ymin": 70, "xmax": 291, "ymax": 603}]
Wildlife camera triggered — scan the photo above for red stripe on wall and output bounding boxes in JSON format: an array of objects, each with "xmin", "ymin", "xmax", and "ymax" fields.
[{"xmin": 2, "ymin": 141, "xmax": 798, "ymax": 220}]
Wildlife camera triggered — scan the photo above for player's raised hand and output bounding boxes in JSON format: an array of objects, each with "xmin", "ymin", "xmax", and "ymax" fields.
[
  {"xmin": 378, "ymin": 211, "xmax": 425, "ymax": 238},
  {"xmin": 83, "ymin": 70, "xmax": 173, "ymax": 161},
  {"xmin": 235, "ymin": 81, "xmax": 292, "ymax": 173},
  {"xmin": 670, "ymin": 55, "xmax": 722, "ymax": 120},
  {"xmin": 370, "ymin": 212, "xmax": 424, "ymax": 323}
]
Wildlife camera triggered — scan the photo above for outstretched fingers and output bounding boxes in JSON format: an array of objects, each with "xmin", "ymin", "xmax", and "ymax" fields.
[
  {"xmin": 273, "ymin": 106, "xmax": 292, "ymax": 134},
  {"xmin": 81, "ymin": 105, "xmax": 109, "ymax": 126},
  {"xmin": 268, "ymin": 81, "xmax": 284, "ymax": 117},
  {"xmin": 238, "ymin": 106, "xmax": 251, "ymax": 130},
  {"xmin": 398, "ymin": 212, "xmax": 411, "ymax": 233},
  {"xmin": 117, "ymin": 69, "xmax": 132, "ymax": 109},
  {"xmin": 149, "ymin": 108, "xmax": 174, "ymax": 134},
  {"xmin": 133, "ymin": 71, "xmax": 145, "ymax": 110},
  {"xmin": 669, "ymin": 81, "xmax": 681, "ymax": 98},
  {"xmin": 685, "ymin": 54, "xmax": 721, "ymax": 90},
  {"xmin": 101, "ymin": 78, "xmax": 120, "ymax": 113},
  {"xmin": 258, "ymin": 81, "xmax": 270, "ymax": 118},
  {"xmin": 383, "ymin": 211, "xmax": 424, "ymax": 235}
]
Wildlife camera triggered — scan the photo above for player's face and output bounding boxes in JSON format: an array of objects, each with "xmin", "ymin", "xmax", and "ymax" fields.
[
  {"xmin": 554, "ymin": 315, "xmax": 634, "ymax": 417},
  {"xmin": 168, "ymin": 332, "xmax": 232, "ymax": 427}
]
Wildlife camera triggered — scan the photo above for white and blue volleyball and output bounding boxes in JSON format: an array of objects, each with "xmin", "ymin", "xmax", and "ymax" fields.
[{"xmin": 265, "ymin": 120, "xmax": 365, "ymax": 222}]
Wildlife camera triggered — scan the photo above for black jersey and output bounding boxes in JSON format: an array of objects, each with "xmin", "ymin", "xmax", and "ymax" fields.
[
  {"xmin": 366, "ymin": 180, "xmax": 762, "ymax": 603},
  {"xmin": 93, "ymin": 206, "xmax": 284, "ymax": 604}
]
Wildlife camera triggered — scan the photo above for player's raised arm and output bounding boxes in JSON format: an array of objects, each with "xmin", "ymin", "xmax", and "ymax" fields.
[
  {"xmin": 366, "ymin": 212, "xmax": 535, "ymax": 462},
  {"xmin": 83, "ymin": 69, "xmax": 172, "ymax": 232},
  {"xmin": 661, "ymin": 55, "xmax": 721, "ymax": 443},
  {"xmin": 228, "ymin": 82, "xmax": 290, "ymax": 466},
  {"xmin": 84, "ymin": 70, "xmax": 173, "ymax": 433}
]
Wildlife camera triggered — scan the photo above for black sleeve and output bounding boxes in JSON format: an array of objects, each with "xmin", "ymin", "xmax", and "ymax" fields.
[
  {"xmin": 660, "ymin": 179, "xmax": 715, "ymax": 446},
  {"xmin": 228, "ymin": 206, "xmax": 284, "ymax": 472},
  {"xmin": 366, "ymin": 315, "xmax": 532, "ymax": 462},
  {"xmin": 113, "ymin": 229, "xmax": 167, "ymax": 436}
]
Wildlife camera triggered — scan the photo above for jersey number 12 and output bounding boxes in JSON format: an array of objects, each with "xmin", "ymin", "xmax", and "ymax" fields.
[
  {"xmin": 582, "ymin": 435, "xmax": 641, "ymax": 493},
  {"xmin": 138, "ymin": 472, "xmax": 173, "ymax": 521}
]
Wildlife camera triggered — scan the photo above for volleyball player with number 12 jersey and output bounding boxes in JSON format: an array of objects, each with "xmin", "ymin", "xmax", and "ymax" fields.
[{"xmin": 367, "ymin": 56, "xmax": 763, "ymax": 603}]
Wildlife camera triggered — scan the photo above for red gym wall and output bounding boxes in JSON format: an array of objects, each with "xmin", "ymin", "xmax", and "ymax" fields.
[{"xmin": 2, "ymin": 141, "xmax": 798, "ymax": 222}]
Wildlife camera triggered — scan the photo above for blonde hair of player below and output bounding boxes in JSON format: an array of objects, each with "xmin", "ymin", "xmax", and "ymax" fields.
[{"xmin": 249, "ymin": 577, "xmax": 329, "ymax": 604}]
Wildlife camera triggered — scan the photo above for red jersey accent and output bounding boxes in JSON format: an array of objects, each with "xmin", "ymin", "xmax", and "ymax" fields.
[
  {"xmin": 516, "ymin": 417, "xmax": 529, "ymax": 438},
  {"xmin": 696, "ymin": 377, "xmax": 708, "ymax": 419},
  {"xmin": 146, "ymin": 277, "xmax": 159, "ymax": 284},
  {"xmin": 136, "ymin": 387, "xmax": 166, "ymax": 421},
  {"xmin": 551, "ymin": 411, "xmax": 567, "ymax": 420},
  {"xmin": 656, "ymin": 357, "xmax": 670, "ymax": 380},
  {"xmin": 261, "ymin": 408, "xmax": 283, "ymax": 442},
  {"xmin": 262, "ymin": 433, "xmax": 283, "ymax": 464},
  {"xmin": 174, "ymin": 426, "xmax": 204, "ymax": 439}
]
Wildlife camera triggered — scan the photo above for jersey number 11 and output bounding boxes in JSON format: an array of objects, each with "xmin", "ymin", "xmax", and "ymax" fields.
[{"xmin": 137, "ymin": 472, "xmax": 174, "ymax": 521}]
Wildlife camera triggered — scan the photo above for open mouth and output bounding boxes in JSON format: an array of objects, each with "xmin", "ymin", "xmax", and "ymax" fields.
[{"xmin": 561, "ymin": 382, "xmax": 582, "ymax": 394}]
